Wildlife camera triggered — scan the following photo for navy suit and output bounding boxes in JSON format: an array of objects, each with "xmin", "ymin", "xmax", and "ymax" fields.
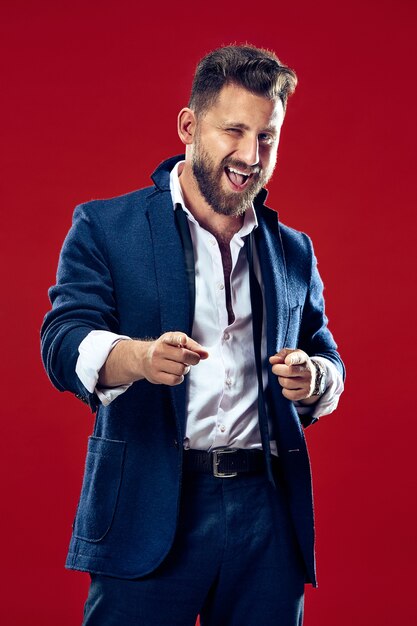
[{"xmin": 41, "ymin": 154, "xmax": 344, "ymax": 593}]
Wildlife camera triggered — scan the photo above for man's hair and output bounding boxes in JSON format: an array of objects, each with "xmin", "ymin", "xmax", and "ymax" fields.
[{"xmin": 188, "ymin": 44, "xmax": 297, "ymax": 117}]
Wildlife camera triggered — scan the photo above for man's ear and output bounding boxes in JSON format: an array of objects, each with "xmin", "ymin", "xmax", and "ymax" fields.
[{"xmin": 177, "ymin": 108, "xmax": 197, "ymax": 145}]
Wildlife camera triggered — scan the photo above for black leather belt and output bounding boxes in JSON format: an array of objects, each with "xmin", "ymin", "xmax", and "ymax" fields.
[{"xmin": 183, "ymin": 448, "xmax": 266, "ymax": 478}]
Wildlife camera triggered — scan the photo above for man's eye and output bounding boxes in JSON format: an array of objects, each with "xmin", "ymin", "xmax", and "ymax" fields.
[
  {"xmin": 259, "ymin": 133, "xmax": 273, "ymax": 144},
  {"xmin": 226, "ymin": 128, "xmax": 241, "ymax": 134}
]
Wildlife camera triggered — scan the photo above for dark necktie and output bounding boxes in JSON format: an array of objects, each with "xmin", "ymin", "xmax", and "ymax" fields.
[{"xmin": 246, "ymin": 232, "xmax": 272, "ymax": 459}]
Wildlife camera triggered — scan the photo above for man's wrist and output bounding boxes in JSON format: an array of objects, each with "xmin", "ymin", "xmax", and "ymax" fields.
[
  {"xmin": 310, "ymin": 359, "xmax": 327, "ymax": 397},
  {"xmin": 297, "ymin": 359, "xmax": 327, "ymax": 407},
  {"xmin": 99, "ymin": 339, "xmax": 150, "ymax": 387}
]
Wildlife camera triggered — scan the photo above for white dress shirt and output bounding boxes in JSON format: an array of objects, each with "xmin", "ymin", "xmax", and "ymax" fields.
[{"xmin": 76, "ymin": 162, "xmax": 344, "ymax": 451}]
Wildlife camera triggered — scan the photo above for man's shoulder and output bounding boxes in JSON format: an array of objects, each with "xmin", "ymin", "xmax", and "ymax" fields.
[
  {"xmin": 76, "ymin": 184, "xmax": 159, "ymax": 218},
  {"xmin": 73, "ymin": 154, "xmax": 182, "ymax": 224},
  {"xmin": 278, "ymin": 221, "xmax": 312, "ymax": 255},
  {"xmin": 260, "ymin": 204, "xmax": 313, "ymax": 257}
]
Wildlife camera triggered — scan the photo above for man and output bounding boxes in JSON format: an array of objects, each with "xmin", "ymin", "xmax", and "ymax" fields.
[{"xmin": 41, "ymin": 45, "xmax": 345, "ymax": 625}]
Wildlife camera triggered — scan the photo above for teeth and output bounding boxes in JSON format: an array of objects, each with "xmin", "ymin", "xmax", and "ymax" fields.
[{"xmin": 227, "ymin": 167, "xmax": 250, "ymax": 177}]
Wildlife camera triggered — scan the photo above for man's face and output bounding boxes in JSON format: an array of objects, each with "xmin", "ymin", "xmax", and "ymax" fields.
[{"xmin": 191, "ymin": 83, "xmax": 284, "ymax": 216}]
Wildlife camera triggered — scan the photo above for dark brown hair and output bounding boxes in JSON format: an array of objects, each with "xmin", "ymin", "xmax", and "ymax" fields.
[{"xmin": 188, "ymin": 44, "xmax": 297, "ymax": 116}]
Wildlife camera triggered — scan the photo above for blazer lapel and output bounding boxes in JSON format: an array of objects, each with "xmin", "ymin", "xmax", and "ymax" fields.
[
  {"xmin": 256, "ymin": 203, "xmax": 310, "ymax": 454},
  {"xmin": 146, "ymin": 189, "xmax": 190, "ymax": 437},
  {"xmin": 255, "ymin": 203, "xmax": 290, "ymax": 355}
]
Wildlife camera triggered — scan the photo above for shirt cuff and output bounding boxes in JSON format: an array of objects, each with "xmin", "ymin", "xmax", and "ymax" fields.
[
  {"xmin": 75, "ymin": 330, "xmax": 133, "ymax": 407},
  {"xmin": 294, "ymin": 356, "xmax": 344, "ymax": 419}
]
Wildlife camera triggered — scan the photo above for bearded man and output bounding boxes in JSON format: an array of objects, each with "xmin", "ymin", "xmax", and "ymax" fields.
[{"xmin": 41, "ymin": 44, "xmax": 345, "ymax": 626}]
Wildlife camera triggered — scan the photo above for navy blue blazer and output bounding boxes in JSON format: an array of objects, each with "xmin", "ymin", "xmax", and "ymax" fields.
[{"xmin": 41, "ymin": 154, "xmax": 344, "ymax": 586}]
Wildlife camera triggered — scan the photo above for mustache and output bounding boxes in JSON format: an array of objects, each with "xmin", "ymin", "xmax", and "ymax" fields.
[{"xmin": 221, "ymin": 158, "xmax": 261, "ymax": 176}]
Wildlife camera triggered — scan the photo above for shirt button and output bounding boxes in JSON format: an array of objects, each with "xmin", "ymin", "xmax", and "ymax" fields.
[
  {"xmin": 223, "ymin": 332, "xmax": 230, "ymax": 341},
  {"xmin": 219, "ymin": 424, "xmax": 226, "ymax": 432},
  {"xmin": 219, "ymin": 283, "xmax": 225, "ymax": 290},
  {"xmin": 210, "ymin": 238, "xmax": 216, "ymax": 246},
  {"xmin": 225, "ymin": 377, "xmax": 232, "ymax": 387}
]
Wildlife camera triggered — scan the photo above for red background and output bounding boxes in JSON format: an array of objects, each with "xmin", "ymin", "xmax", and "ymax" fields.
[{"xmin": 2, "ymin": 0, "xmax": 416, "ymax": 624}]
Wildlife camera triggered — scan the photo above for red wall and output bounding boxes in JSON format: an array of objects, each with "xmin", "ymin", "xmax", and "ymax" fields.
[{"xmin": 2, "ymin": 0, "xmax": 416, "ymax": 623}]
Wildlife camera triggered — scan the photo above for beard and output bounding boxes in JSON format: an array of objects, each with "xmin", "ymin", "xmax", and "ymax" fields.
[{"xmin": 191, "ymin": 135, "xmax": 275, "ymax": 217}]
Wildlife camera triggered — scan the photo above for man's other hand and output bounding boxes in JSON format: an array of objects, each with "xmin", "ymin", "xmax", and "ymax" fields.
[{"xmin": 269, "ymin": 348, "xmax": 317, "ymax": 403}]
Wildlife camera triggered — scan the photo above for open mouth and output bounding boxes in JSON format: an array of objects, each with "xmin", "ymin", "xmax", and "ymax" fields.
[{"xmin": 224, "ymin": 166, "xmax": 253, "ymax": 191}]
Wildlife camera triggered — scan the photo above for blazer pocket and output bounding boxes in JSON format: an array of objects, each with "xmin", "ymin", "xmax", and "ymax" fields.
[
  {"xmin": 73, "ymin": 436, "xmax": 126, "ymax": 542},
  {"xmin": 283, "ymin": 304, "xmax": 303, "ymax": 348}
]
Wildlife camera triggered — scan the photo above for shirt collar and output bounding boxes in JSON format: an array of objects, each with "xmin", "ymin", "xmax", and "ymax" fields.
[{"xmin": 169, "ymin": 160, "xmax": 258, "ymax": 241}]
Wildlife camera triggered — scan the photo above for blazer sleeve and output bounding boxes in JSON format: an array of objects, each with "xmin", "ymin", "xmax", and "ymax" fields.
[
  {"xmin": 296, "ymin": 234, "xmax": 346, "ymax": 426},
  {"xmin": 40, "ymin": 202, "xmax": 119, "ymax": 411}
]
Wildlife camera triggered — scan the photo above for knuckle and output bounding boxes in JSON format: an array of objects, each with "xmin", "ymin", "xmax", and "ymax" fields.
[{"xmin": 151, "ymin": 347, "xmax": 162, "ymax": 362}]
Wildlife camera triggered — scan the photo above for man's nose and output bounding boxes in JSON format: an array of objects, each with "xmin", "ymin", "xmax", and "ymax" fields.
[{"xmin": 236, "ymin": 135, "xmax": 259, "ymax": 168}]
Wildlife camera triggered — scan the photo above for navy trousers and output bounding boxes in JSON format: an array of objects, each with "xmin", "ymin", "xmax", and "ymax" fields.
[{"xmin": 83, "ymin": 466, "xmax": 306, "ymax": 625}]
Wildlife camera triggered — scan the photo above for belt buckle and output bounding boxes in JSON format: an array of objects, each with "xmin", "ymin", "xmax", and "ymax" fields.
[{"xmin": 212, "ymin": 448, "xmax": 238, "ymax": 478}]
